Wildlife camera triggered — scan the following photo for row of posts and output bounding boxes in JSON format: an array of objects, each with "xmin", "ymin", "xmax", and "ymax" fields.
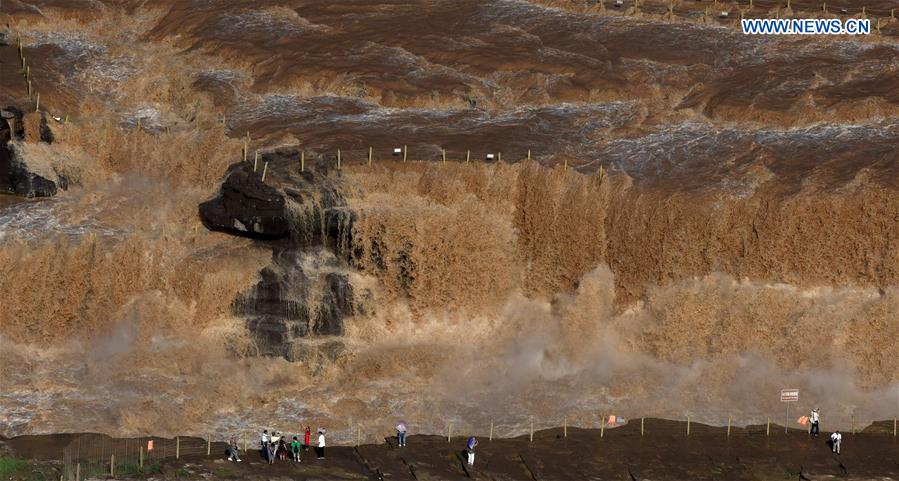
[
  {"xmin": 441, "ymin": 416, "xmax": 898, "ymax": 442},
  {"xmin": 66, "ymin": 418, "xmax": 898, "ymax": 480}
]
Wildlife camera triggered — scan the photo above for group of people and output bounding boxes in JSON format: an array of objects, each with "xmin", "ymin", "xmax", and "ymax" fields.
[
  {"xmin": 224, "ymin": 427, "xmax": 326, "ymax": 463},
  {"xmin": 258, "ymin": 427, "xmax": 327, "ymax": 463},
  {"xmin": 808, "ymin": 408, "xmax": 842, "ymax": 455},
  {"xmin": 225, "ymin": 422, "xmax": 487, "ymax": 466}
]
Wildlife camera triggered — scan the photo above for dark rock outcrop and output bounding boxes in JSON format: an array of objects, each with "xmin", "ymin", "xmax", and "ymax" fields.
[
  {"xmin": 199, "ymin": 163, "xmax": 289, "ymax": 239},
  {"xmin": 204, "ymin": 149, "xmax": 366, "ymax": 363},
  {"xmin": 235, "ymin": 249, "xmax": 359, "ymax": 362},
  {"xmin": 1, "ymin": 107, "xmax": 60, "ymax": 198}
]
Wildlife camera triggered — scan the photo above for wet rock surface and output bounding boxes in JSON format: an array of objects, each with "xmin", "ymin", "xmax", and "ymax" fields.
[
  {"xmin": 199, "ymin": 163, "xmax": 289, "ymax": 239},
  {"xmin": 205, "ymin": 151, "xmax": 362, "ymax": 361},
  {"xmin": 0, "ymin": 107, "xmax": 59, "ymax": 198}
]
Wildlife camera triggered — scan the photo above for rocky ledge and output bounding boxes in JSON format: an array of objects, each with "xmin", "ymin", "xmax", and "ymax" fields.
[
  {"xmin": 201, "ymin": 149, "xmax": 363, "ymax": 366},
  {"xmin": 1, "ymin": 107, "xmax": 63, "ymax": 198}
]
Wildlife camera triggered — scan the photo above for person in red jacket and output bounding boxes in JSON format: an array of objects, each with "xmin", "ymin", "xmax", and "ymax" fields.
[{"xmin": 303, "ymin": 426, "xmax": 311, "ymax": 452}]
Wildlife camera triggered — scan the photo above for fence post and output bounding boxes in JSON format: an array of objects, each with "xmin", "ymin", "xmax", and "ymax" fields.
[
  {"xmin": 893, "ymin": 417, "xmax": 896, "ymax": 437},
  {"xmin": 176, "ymin": 436, "xmax": 180, "ymax": 459},
  {"xmin": 442, "ymin": 149, "xmax": 446, "ymax": 163},
  {"xmin": 498, "ymin": 152, "xmax": 502, "ymax": 163},
  {"xmin": 529, "ymin": 422, "xmax": 534, "ymax": 442},
  {"xmin": 447, "ymin": 423, "xmax": 452, "ymax": 443},
  {"xmin": 207, "ymin": 434, "xmax": 211, "ymax": 455},
  {"xmin": 243, "ymin": 139, "xmax": 248, "ymax": 162},
  {"xmin": 727, "ymin": 415, "xmax": 731, "ymax": 438},
  {"xmin": 254, "ymin": 151, "xmax": 259, "ymax": 172},
  {"xmin": 766, "ymin": 417, "xmax": 770, "ymax": 436},
  {"xmin": 563, "ymin": 416, "xmax": 567, "ymax": 438},
  {"xmin": 139, "ymin": 446, "xmax": 144, "ymax": 468},
  {"xmin": 403, "ymin": 145, "xmax": 407, "ymax": 162},
  {"xmin": 75, "ymin": 463, "xmax": 80, "ymax": 481},
  {"xmin": 368, "ymin": 146, "xmax": 372, "ymax": 166},
  {"xmin": 641, "ymin": 418, "xmax": 644, "ymax": 436},
  {"xmin": 261, "ymin": 161, "xmax": 269, "ymax": 182},
  {"xmin": 687, "ymin": 416, "xmax": 691, "ymax": 436},
  {"xmin": 600, "ymin": 415, "xmax": 605, "ymax": 438},
  {"xmin": 527, "ymin": 149, "xmax": 531, "ymax": 161},
  {"xmin": 110, "ymin": 454, "xmax": 115, "ymax": 477},
  {"xmin": 466, "ymin": 150, "xmax": 470, "ymax": 164},
  {"xmin": 337, "ymin": 149, "xmax": 341, "ymax": 170},
  {"xmin": 300, "ymin": 151, "xmax": 305, "ymax": 172},
  {"xmin": 243, "ymin": 433, "xmax": 247, "ymax": 452},
  {"xmin": 35, "ymin": 93, "xmax": 40, "ymax": 112},
  {"xmin": 489, "ymin": 421, "xmax": 494, "ymax": 441}
]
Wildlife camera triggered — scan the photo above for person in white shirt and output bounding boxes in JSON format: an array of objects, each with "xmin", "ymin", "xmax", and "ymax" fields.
[
  {"xmin": 830, "ymin": 431, "xmax": 842, "ymax": 454},
  {"xmin": 261, "ymin": 429, "xmax": 270, "ymax": 461},
  {"xmin": 809, "ymin": 408, "xmax": 820, "ymax": 437},
  {"xmin": 316, "ymin": 429, "xmax": 326, "ymax": 459}
]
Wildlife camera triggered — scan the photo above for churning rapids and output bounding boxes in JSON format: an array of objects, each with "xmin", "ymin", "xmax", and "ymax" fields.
[{"xmin": 0, "ymin": 0, "xmax": 897, "ymax": 442}]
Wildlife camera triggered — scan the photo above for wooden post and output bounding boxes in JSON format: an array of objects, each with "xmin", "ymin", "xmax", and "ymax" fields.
[
  {"xmin": 442, "ymin": 149, "xmax": 446, "ymax": 163},
  {"xmin": 766, "ymin": 417, "xmax": 770, "ymax": 436},
  {"xmin": 563, "ymin": 158, "xmax": 568, "ymax": 170},
  {"xmin": 466, "ymin": 150, "xmax": 470, "ymax": 164},
  {"xmin": 447, "ymin": 423, "xmax": 452, "ymax": 443},
  {"xmin": 822, "ymin": 2, "xmax": 826, "ymax": 12},
  {"xmin": 641, "ymin": 418, "xmax": 644, "ymax": 436},
  {"xmin": 35, "ymin": 93, "xmax": 39, "ymax": 112},
  {"xmin": 600, "ymin": 415, "xmax": 605, "ymax": 438},
  {"xmin": 254, "ymin": 151, "xmax": 259, "ymax": 172},
  {"xmin": 529, "ymin": 422, "xmax": 534, "ymax": 442},
  {"xmin": 403, "ymin": 145, "xmax": 407, "ymax": 162},
  {"xmin": 498, "ymin": 152, "xmax": 502, "ymax": 163},
  {"xmin": 75, "ymin": 463, "xmax": 80, "ymax": 481},
  {"xmin": 64, "ymin": 114, "xmax": 68, "ymax": 124},
  {"xmin": 563, "ymin": 416, "xmax": 567, "ymax": 438},
  {"xmin": 368, "ymin": 146, "xmax": 373, "ymax": 166},
  {"xmin": 176, "ymin": 436, "xmax": 180, "ymax": 459},
  {"xmin": 261, "ymin": 161, "xmax": 269, "ymax": 182},
  {"xmin": 140, "ymin": 446, "xmax": 144, "ymax": 468},
  {"xmin": 489, "ymin": 421, "xmax": 494, "ymax": 441},
  {"xmin": 300, "ymin": 151, "xmax": 305, "ymax": 172},
  {"xmin": 243, "ymin": 433, "xmax": 247, "ymax": 452},
  {"xmin": 687, "ymin": 416, "xmax": 691, "ymax": 436},
  {"xmin": 527, "ymin": 149, "xmax": 531, "ymax": 161},
  {"xmin": 727, "ymin": 415, "xmax": 731, "ymax": 438},
  {"xmin": 28, "ymin": 80, "xmax": 32, "ymax": 97},
  {"xmin": 243, "ymin": 139, "xmax": 248, "ymax": 162},
  {"xmin": 110, "ymin": 454, "xmax": 115, "ymax": 477},
  {"xmin": 207, "ymin": 434, "xmax": 211, "ymax": 455},
  {"xmin": 337, "ymin": 149, "xmax": 341, "ymax": 170}
]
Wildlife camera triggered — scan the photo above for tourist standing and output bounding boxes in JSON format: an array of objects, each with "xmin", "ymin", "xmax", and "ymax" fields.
[{"xmin": 316, "ymin": 429, "xmax": 326, "ymax": 460}]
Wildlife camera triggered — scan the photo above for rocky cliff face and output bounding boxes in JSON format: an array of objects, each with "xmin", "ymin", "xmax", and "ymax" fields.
[
  {"xmin": 199, "ymin": 150, "xmax": 362, "ymax": 364},
  {"xmin": 0, "ymin": 107, "xmax": 63, "ymax": 198}
]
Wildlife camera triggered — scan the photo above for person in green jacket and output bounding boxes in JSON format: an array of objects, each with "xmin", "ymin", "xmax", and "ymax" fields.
[{"xmin": 291, "ymin": 436, "xmax": 302, "ymax": 462}]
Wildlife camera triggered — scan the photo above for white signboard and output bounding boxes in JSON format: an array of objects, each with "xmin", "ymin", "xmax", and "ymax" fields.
[{"xmin": 781, "ymin": 388, "xmax": 799, "ymax": 402}]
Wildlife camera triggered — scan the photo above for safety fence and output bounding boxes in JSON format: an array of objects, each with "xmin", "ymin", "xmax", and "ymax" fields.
[{"xmin": 60, "ymin": 413, "xmax": 898, "ymax": 480}]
